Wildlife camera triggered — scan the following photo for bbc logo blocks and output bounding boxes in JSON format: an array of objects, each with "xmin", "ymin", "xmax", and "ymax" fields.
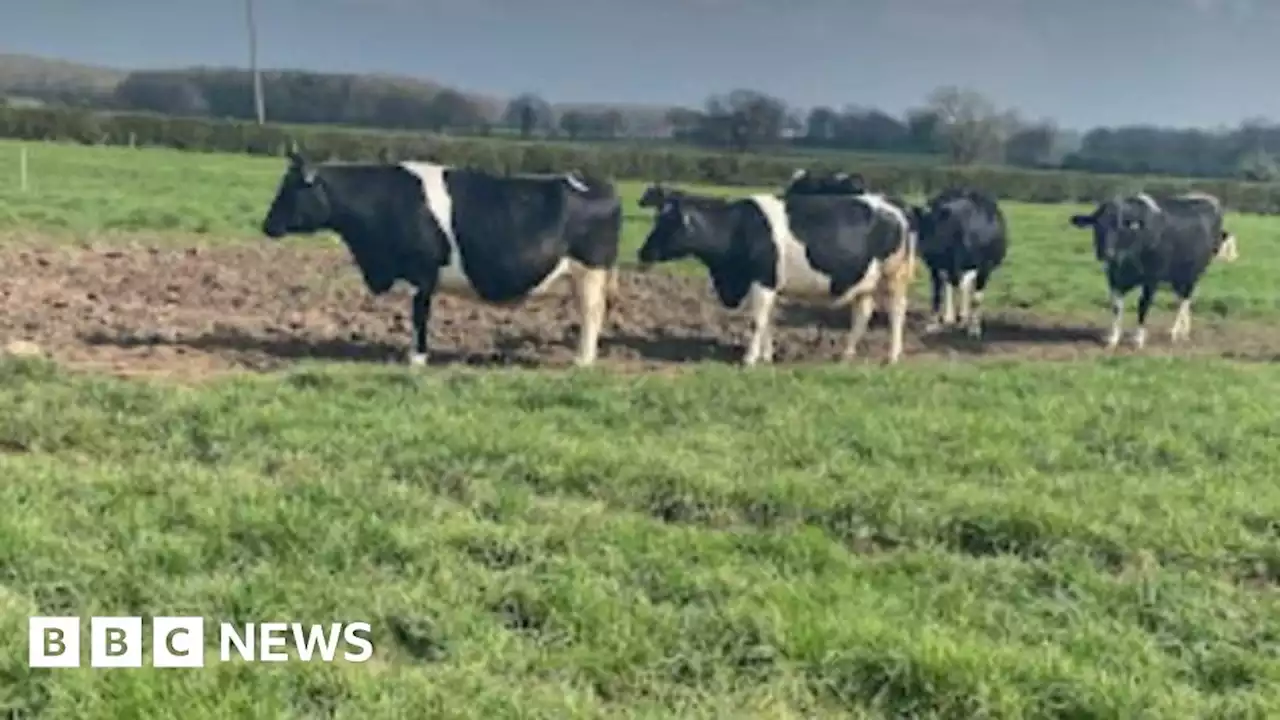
[
  {"xmin": 29, "ymin": 616, "xmax": 206, "ymax": 668},
  {"xmin": 29, "ymin": 616, "xmax": 373, "ymax": 667}
]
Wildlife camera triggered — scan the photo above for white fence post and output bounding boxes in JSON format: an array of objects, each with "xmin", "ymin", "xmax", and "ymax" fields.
[{"xmin": 19, "ymin": 144, "xmax": 28, "ymax": 192}]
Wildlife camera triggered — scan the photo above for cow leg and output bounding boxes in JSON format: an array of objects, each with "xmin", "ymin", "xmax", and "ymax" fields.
[
  {"xmin": 573, "ymin": 264, "xmax": 610, "ymax": 367},
  {"xmin": 886, "ymin": 280, "xmax": 909, "ymax": 365},
  {"xmin": 1133, "ymin": 282, "xmax": 1157, "ymax": 349},
  {"xmin": 957, "ymin": 269, "xmax": 977, "ymax": 325},
  {"xmin": 924, "ymin": 268, "xmax": 946, "ymax": 333},
  {"xmin": 966, "ymin": 269, "xmax": 990, "ymax": 339},
  {"xmin": 743, "ymin": 285, "xmax": 777, "ymax": 367},
  {"xmin": 1170, "ymin": 282, "xmax": 1195, "ymax": 343},
  {"xmin": 1104, "ymin": 285, "xmax": 1126, "ymax": 349},
  {"xmin": 842, "ymin": 292, "xmax": 876, "ymax": 361},
  {"xmin": 942, "ymin": 277, "xmax": 957, "ymax": 325},
  {"xmin": 408, "ymin": 287, "xmax": 433, "ymax": 366}
]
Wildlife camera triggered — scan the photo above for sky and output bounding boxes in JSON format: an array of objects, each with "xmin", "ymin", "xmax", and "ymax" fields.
[{"xmin": 2, "ymin": 0, "xmax": 1275, "ymax": 130}]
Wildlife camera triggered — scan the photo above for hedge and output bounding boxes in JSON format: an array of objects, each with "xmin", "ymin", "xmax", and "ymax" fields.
[{"xmin": 6, "ymin": 104, "xmax": 1280, "ymax": 213}]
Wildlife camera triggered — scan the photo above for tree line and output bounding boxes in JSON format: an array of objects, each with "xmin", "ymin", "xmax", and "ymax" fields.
[{"xmin": 5, "ymin": 63, "xmax": 1280, "ymax": 182}]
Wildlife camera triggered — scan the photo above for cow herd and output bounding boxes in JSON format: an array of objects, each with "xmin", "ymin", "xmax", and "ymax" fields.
[{"xmin": 260, "ymin": 152, "xmax": 1240, "ymax": 368}]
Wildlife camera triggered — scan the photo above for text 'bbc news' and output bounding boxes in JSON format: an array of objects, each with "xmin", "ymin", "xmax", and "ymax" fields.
[{"xmin": 29, "ymin": 617, "xmax": 374, "ymax": 668}]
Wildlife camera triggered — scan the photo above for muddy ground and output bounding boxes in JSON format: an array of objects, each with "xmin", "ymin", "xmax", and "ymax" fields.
[{"xmin": 2, "ymin": 242, "xmax": 1279, "ymax": 380}]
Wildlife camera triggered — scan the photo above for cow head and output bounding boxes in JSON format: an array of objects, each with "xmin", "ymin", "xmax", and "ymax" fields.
[
  {"xmin": 1069, "ymin": 196, "xmax": 1161, "ymax": 263},
  {"xmin": 783, "ymin": 169, "xmax": 866, "ymax": 197},
  {"xmin": 261, "ymin": 150, "xmax": 332, "ymax": 239},
  {"xmin": 637, "ymin": 197, "xmax": 700, "ymax": 265},
  {"xmin": 910, "ymin": 203, "xmax": 944, "ymax": 240},
  {"xmin": 638, "ymin": 183, "xmax": 671, "ymax": 209}
]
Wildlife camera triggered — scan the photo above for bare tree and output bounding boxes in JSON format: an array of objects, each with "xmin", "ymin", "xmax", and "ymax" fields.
[{"xmin": 925, "ymin": 86, "xmax": 1016, "ymax": 164}]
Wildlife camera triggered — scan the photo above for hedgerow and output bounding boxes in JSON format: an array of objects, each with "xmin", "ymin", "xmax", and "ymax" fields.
[{"xmin": 6, "ymin": 104, "xmax": 1280, "ymax": 213}]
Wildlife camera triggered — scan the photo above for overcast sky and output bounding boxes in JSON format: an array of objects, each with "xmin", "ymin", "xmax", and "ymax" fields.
[{"xmin": 3, "ymin": 0, "xmax": 1274, "ymax": 130}]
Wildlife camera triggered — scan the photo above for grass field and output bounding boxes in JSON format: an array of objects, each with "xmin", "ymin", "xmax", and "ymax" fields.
[
  {"xmin": 0, "ymin": 138, "xmax": 1279, "ymax": 718},
  {"xmin": 1, "ymin": 138, "xmax": 1277, "ymax": 318}
]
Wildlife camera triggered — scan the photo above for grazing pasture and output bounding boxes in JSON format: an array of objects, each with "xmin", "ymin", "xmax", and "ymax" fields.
[{"xmin": 0, "ymin": 138, "xmax": 1279, "ymax": 717}]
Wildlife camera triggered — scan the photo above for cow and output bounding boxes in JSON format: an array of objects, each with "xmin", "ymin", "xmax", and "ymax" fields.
[
  {"xmin": 638, "ymin": 182, "xmax": 687, "ymax": 209},
  {"xmin": 1068, "ymin": 190, "xmax": 1238, "ymax": 349},
  {"xmin": 910, "ymin": 188, "xmax": 1009, "ymax": 338},
  {"xmin": 260, "ymin": 151, "xmax": 623, "ymax": 367},
  {"xmin": 783, "ymin": 168, "xmax": 867, "ymax": 197},
  {"xmin": 636, "ymin": 191, "xmax": 917, "ymax": 365}
]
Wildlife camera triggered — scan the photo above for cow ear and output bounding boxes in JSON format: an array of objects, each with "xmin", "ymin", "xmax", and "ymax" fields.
[{"xmin": 1069, "ymin": 214, "xmax": 1094, "ymax": 228}]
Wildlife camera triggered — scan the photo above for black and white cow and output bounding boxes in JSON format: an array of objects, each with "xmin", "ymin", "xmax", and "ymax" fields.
[
  {"xmin": 783, "ymin": 168, "xmax": 867, "ymax": 197},
  {"xmin": 260, "ymin": 151, "xmax": 623, "ymax": 366},
  {"xmin": 910, "ymin": 188, "xmax": 1009, "ymax": 338},
  {"xmin": 1069, "ymin": 190, "xmax": 1238, "ymax": 349},
  {"xmin": 637, "ymin": 191, "xmax": 917, "ymax": 364}
]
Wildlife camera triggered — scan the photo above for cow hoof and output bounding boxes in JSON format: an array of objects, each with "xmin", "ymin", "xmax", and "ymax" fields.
[
  {"xmin": 573, "ymin": 356, "xmax": 596, "ymax": 368},
  {"xmin": 966, "ymin": 324, "xmax": 982, "ymax": 339},
  {"xmin": 407, "ymin": 352, "xmax": 427, "ymax": 367},
  {"xmin": 1131, "ymin": 332, "xmax": 1147, "ymax": 350}
]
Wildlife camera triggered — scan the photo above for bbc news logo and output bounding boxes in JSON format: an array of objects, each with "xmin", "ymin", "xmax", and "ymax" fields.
[{"xmin": 29, "ymin": 617, "xmax": 374, "ymax": 668}]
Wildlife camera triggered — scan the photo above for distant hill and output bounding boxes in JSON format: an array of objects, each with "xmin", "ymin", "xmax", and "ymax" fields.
[
  {"xmin": 0, "ymin": 53, "xmax": 126, "ymax": 105},
  {"xmin": 0, "ymin": 53, "xmax": 680, "ymax": 134}
]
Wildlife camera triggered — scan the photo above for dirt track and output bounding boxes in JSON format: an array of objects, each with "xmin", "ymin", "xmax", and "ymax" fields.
[{"xmin": 2, "ymin": 242, "xmax": 1279, "ymax": 379}]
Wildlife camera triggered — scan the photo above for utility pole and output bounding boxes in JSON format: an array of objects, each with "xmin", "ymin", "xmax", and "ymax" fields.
[{"xmin": 245, "ymin": 0, "xmax": 265, "ymax": 124}]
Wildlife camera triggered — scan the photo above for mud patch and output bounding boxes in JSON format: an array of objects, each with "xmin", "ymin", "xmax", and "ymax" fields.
[{"xmin": 2, "ymin": 241, "xmax": 1279, "ymax": 380}]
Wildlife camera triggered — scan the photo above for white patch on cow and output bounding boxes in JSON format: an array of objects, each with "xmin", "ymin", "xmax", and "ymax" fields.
[
  {"xmin": 748, "ymin": 193, "xmax": 869, "ymax": 303},
  {"xmin": 564, "ymin": 173, "xmax": 589, "ymax": 193},
  {"xmin": 1134, "ymin": 192, "xmax": 1161, "ymax": 212},
  {"xmin": 857, "ymin": 193, "xmax": 916, "ymax": 262},
  {"xmin": 742, "ymin": 284, "xmax": 778, "ymax": 366},
  {"xmin": 1170, "ymin": 299, "xmax": 1193, "ymax": 343},
  {"xmin": 967, "ymin": 289, "xmax": 985, "ymax": 338},
  {"xmin": 790, "ymin": 168, "xmax": 807, "ymax": 181},
  {"xmin": 1178, "ymin": 190, "xmax": 1221, "ymax": 210},
  {"xmin": 1218, "ymin": 233, "xmax": 1239, "ymax": 261},
  {"xmin": 398, "ymin": 161, "xmax": 478, "ymax": 299},
  {"xmin": 573, "ymin": 264, "xmax": 610, "ymax": 366},
  {"xmin": 399, "ymin": 161, "xmax": 575, "ymax": 302},
  {"xmin": 957, "ymin": 270, "xmax": 977, "ymax": 323},
  {"xmin": 1105, "ymin": 289, "xmax": 1124, "ymax": 349},
  {"xmin": 842, "ymin": 293, "xmax": 875, "ymax": 361}
]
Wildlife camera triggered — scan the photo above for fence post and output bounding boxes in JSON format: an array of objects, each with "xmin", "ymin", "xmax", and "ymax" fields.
[{"xmin": 19, "ymin": 144, "xmax": 27, "ymax": 192}]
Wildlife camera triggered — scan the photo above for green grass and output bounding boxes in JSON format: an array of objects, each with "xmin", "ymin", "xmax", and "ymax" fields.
[
  {"xmin": 1, "ymin": 358, "xmax": 1278, "ymax": 717},
  {"xmin": 1, "ymin": 138, "xmax": 1278, "ymax": 320},
  {"xmin": 1, "ymin": 139, "xmax": 1280, "ymax": 717}
]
